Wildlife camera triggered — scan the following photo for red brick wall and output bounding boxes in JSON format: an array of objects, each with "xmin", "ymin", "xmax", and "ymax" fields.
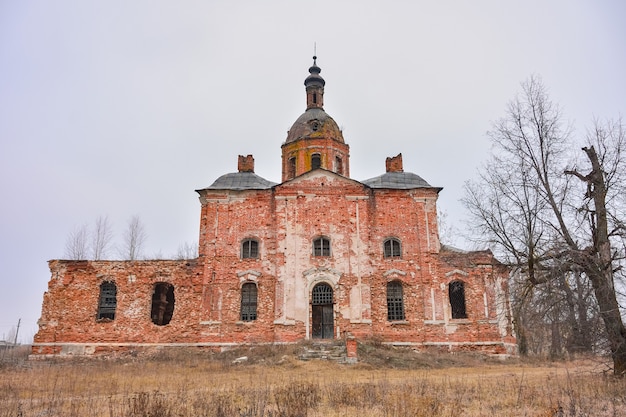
[{"xmin": 33, "ymin": 172, "xmax": 516, "ymax": 356}]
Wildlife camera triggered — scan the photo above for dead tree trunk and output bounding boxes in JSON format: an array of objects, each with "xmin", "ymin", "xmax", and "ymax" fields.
[{"xmin": 566, "ymin": 145, "xmax": 626, "ymax": 376}]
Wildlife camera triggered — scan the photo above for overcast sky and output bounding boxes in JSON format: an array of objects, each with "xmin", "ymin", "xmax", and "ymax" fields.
[{"xmin": 0, "ymin": 1, "xmax": 624, "ymax": 343}]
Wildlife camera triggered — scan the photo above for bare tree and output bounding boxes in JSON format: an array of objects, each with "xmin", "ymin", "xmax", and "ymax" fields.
[
  {"xmin": 91, "ymin": 215, "xmax": 114, "ymax": 260},
  {"xmin": 119, "ymin": 215, "xmax": 147, "ymax": 260},
  {"xmin": 174, "ymin": 242, "xmax": 199, "ymax": 260},
  {"xmin": 463, "ymin": 75, "xmax": 626, "ymax": 374},
  {"xmin": 64, "ymin": 224, "xmax": 89, "ymax": 260},
  {"xmin": 437, "ymin": 209, "xmax": 460, "ymax": 248}
]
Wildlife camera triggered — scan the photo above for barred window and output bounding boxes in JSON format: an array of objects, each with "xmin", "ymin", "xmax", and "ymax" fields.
[
  {"xmin": 383, "ymin": 238, "xmax": 401, "ymax": 258},
  {"xmin": 241, "ymin": 239, "xmax": 259, "ymax": 259},
  {"xmin": 97, "ymin": 281, "xmax": 117, "ymax": 320},
  {"xmin": 386, "ymin": 281, "xmax": 405, "ymax": 321},
  {"xmin": 240, "ymin": 283, "xmax": 258, "ymax": 321},
  {"xmin": 312, "ymin": 283, "xmax": 333, "ymax": 305},
  {"xmin": 313, "ymin": 237, "xmax": 331, "ymax": 257},
  {"xmin": 449, "ymin": 281, "xmax": 468, "ymax": 319}
]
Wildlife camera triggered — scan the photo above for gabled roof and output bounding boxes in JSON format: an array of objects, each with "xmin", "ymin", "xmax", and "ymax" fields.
[{"xmin": 276, "ymin": 168, "xmax": 366, "ymax": 189}]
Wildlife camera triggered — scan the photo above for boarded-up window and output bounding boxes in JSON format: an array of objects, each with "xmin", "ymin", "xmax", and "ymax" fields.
[
  {"xmin": 151, "ymin": 283, "xmax": 175, "ymax": 325},
  {"xmin": 240, "ymin": 283, "xmax": 258, "ymax": 321},
  {"xmin": 386, "ymin": 281, "xmax": 405, "ymax": 321},
  {"xmin": 449, "ymin": 281, "xmax": 468, "ymax": 319},
  {"xmin": 97, "ymin": 281, "xmax": 117, "ymax": 320}
]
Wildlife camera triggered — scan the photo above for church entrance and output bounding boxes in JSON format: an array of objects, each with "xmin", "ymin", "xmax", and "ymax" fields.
[{"xmin": 311, "ymin": 283, "xmax": 334, "ymax": 339}]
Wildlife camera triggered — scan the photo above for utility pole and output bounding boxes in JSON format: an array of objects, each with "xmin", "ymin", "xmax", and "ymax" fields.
[{"xmin": 13, "ymin": 318, "xmax": 20, "ymax": 346}]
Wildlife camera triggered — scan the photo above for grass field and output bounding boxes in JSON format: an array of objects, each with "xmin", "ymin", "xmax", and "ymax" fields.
[{"xmin": 1, "ymin": 343, "xmax": 625, "ymax": 417}]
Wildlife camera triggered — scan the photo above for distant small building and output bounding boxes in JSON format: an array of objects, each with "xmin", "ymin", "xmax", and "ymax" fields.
[{"xmin": 32, "ymin": 58, "xmax": 516, "ymax": 357}]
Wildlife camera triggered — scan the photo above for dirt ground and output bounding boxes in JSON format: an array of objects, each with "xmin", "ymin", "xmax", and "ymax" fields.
[{"xmin": 1, "ymin": 345, "xmax": 624, "ymax": 416}]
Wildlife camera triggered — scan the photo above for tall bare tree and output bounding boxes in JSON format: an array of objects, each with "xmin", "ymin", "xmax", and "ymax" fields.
[
  {"xmin": 463, "ymin": 75, "xmax": 626, "ymax": 374},
  {"xmin": 64, "ymin": 224, "xmax": 89, "ymax": 260},
  {"xmin": 119, "ymin": 215, "xmax": 147, "ymax": 261},
  {"xmin": 91, "ymin": 215, "xmax": 114, "ymax": 260}
]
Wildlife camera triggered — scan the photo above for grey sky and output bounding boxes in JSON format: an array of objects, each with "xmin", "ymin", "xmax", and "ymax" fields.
[{"xmin": 0, "ymin": 1, "xmax": 624, "ymax": 342}]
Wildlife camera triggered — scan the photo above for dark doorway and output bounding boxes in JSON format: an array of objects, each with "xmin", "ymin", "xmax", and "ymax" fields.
[
  {"xmin": 312, "ymin": 283, "xmax": 333, "ymax": 339},
  {"xmin": 151, "ymin": 282, "xmax": 175, "ymax": 325}
]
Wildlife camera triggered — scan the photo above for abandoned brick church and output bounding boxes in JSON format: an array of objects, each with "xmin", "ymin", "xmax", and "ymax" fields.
[{"xmin": 32, "ymin": 58, "xmax": 517, "ymax": 357}]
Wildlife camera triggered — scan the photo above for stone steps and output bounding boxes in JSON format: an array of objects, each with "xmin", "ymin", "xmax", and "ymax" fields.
[{"xmin": 298, "ymin": 341, "xmax": 349, "ymax": 362}]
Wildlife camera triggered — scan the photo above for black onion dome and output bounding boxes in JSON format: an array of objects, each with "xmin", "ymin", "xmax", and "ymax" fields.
[{"xmin": 304, "ymin": 56, "xmax": 325, "ymax": 87}]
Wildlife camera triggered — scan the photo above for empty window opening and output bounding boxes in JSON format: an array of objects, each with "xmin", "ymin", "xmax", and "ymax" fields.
[
  {"xmin": 335, "ymin": 156, "xmax": 343, "ymax": 175},
  {"xmin": 386, "ymin": 281, "xmax": 405, "ymax": 321},
  {"xmin": 449, "ymin": 281, "xmax": 467, "ymax": 319},
  {"xmin": 240, "ymin": 282, "xmax": 258, "ymax": 321},
  {"xmin": 241, "ymin": 239, "xmax": 259, "ymax": 259},
  {"xmin": 311, "ymin": 154, "xmax": 321, "ymax": 170},
  {"xmin": 312, "ymin": 283, "xmax": 333, "ymax": 339},
  {"xmin": 151, "ymin": 282, "xmax": 175, "ymax": 326},
  {"xmin": 288, "ymin": 157, "xmax": 296, "ymax": 179},
  {"xmin": 313, "ymin": 93, "xmax": 317, "ymax": 104},
  {"xmin": 97, "ymin": 281, "xmax": 117, "ymax": 320},
  {"xmin": 313, "ymin": 237, "xmax": 331, "ymax": 256},
  {"xmin": 384, "ymin": 238, "xmax": 402, "ymax": 258}
]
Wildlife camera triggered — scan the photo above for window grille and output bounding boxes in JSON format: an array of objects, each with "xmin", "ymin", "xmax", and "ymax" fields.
[
  {"xmin": 312, "ymin": 283, "xmax": 333, "ymax": 305},
  {"xmin": 97, "ymin": 281, "xmax": 117, "ymax": 320},
  {"xmin": 313, "ymin": 237, "xmax": 331, "ymax": 256},
  {"xmin": 386, "ymin": 281, "xmax": 405, "ymax": 321},
  {"xmin": 384, "ymin": 238, "xmax": 402, "ymax": 258},
  {"xmin": 449, "ymin": 281, "xmax": 468, "ymax": 319},
  {"xmin": 241, "ymin": 239, "xmax": 259, "ymax": 259},
  {"xmin": 240, "ymin": 283, "xmax": 258, "ymax": 321}
]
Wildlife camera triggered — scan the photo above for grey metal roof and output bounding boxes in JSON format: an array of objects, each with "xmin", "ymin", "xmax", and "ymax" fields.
[
  {"xmin": 204, "ymin": 172, "xmax": 277, "ymax": 190},
  {"xmin": 361, "ymin": 172, "xmax": 435, "ymax": 189}
]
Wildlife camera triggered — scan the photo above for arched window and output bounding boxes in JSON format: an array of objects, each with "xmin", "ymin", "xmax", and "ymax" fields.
[
  {"xmin": 449, "ymin": 281, "xmax": 467, "ymax": 319},
  {"xmin": 386, "ymin": 281, "xmax": 405, "ymax": 321},
  {"xmin": 240, "ymin": 283, "xmax": 258, "ymax": 321},
  {"xmin": 384, "ymin": 238, "xmax": 402, "ymax": 258},
  {"xmin": 97, "ymin": 281, "xmax": 117, "ymax": 320},
  {"xmin": 288, "ymin": 157, "xmax": 296, "ymax": 179},
  {"xmin": 311, "ymin": 154, "xmax": 321, "ymax": 170},
  {"xmin": 151, "ymin": 282, "xmax": 175, "ymax": 326},
  {"xmin": 241, "ymin": 239, "xmax": 259, "ymax": 259},
  {"xmin": 313, "ymin": 237, "xmax": 331, "ymax": 256}
]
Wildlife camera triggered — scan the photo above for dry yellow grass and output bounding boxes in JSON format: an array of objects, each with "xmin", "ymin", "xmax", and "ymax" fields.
[{"xmin": 1, "ymin": 345, "xmax": 625, "ymax": 416}]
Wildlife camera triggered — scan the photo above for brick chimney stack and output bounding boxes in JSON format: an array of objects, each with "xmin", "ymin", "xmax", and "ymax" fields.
[
  {"xmin": 238, "ymin": 155, "xmax": 255, "ymax": 173},
  {"xmin": 385, "ymin": 153, "xmax": 403, "ymax": 173}
]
